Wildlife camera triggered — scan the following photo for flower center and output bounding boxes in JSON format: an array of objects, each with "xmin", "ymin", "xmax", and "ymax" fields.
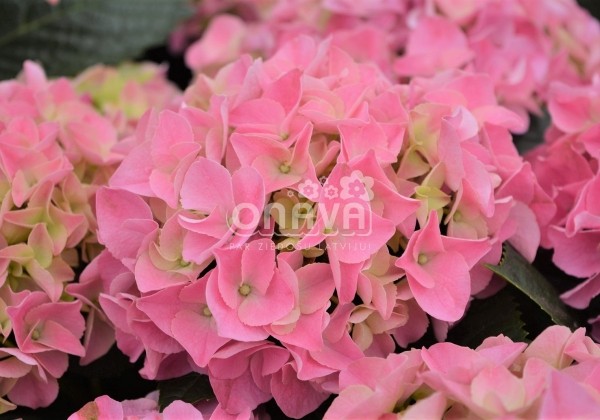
[
  {"xmin": 202, "ymin": 306, "xmax": 212, "ymax": 317},
  {"xmin": 31, "ymin": 329, "xmax": 41, "ymax": 340},
  {"xmin": 417, "ymin": 253, "xmax": 428, "ymax": 265},
  {"xmin": 279, "ymin": 162, "xmax": 291, "ymax": 174},
  {"xmin": 238, "ymin": 283, "xmax": 252, "ymax": 296},
  {"xmin": 178, "ymin": 258, "xmax": 191, "ymax": 268}
]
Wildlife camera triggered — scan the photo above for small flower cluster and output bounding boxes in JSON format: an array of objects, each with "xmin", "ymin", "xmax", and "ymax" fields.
[
  {"xmin": 0, "ymin": 61, "xmax": 177, "ymax": 412},
  {"xmin": 325, "ymin": 326, "xmax": 600, "ymax": 419},
  {"xmin": 95, "ymin": 36, "xmax": 551, "ymax": 417},
  {"xmin": 527, "ymin": 79, "xmax": 600, "ymax": 339},
  {"xmin": 182, "ymin": 0, "xmax": 600, "ymax": 128}
]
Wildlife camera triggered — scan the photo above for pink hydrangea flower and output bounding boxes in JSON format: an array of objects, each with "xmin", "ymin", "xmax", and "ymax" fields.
[
  {"xmin": 527, "ymin": 79, "xmax": 600, "ymax": 334},
  {"xmin": 396, "ymin": 211, "xmax": 490, "ymax": 322},
  {"xmin": 0, "ymin": 59, "xmax": 178, "ymax": 411},
  {"xmin": 326, "ymin": 326, "xmax": 600, "ymax": 418},
  {"xmin": 95, "ymin": 34, "xmax": 551, "ymax": 415}
]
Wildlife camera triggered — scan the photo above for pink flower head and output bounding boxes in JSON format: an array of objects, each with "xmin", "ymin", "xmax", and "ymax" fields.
[
  {"xmin": 0, "ymin": 222, "xmax": 74, "ymax": 302},
  {"xmin": 206, "ymin": 239, "xmax": 295, "ymax": 341},
  {"xmin": 65, "ymin": 250, "xmax": 123, "ymax": 365},
  {"xmin": 110, "ymin": 109, "xmax": 200, "ymax": 208},
  {"xmin": 136, "ymin": 275, "xmax": 230, "ymax": 368},
  {"xmin": 324, "ymin": 350, "xmax": 433, "ymax": 419},
  {"xmin": 396, "ymin": 211, "xmax": 490, "ymax": 321},
  {"xmin": 7, "ymin": 291, "xmax": 85, "ymax": 357},
  {"xmin": 134, "ymin": 214, "xmax": 206, "ymax": 293},
  {"xmin": 0, "ymin": 347, "xmax": 68, "ymax": 409},
  {"xmin": 0, "ymin": 117, "xmax": 71, "ymax": 207},
  {"xmin": 178, "ymin": 157, "xmax": 266, "ymax": 265},
  {"xmin": 395, "ymin": 16, "xmax": 473, "ymax": 77},
  {"xmin": 231, "ymin": 122, "xmax": 319, "ymax": 194},
  {"xmin": 96, "ymin": 187, "xmax": 158, "ymax": 271},
  {"xmin": 208, "ymin": 341, "xmax": 290, "ymax": 415},
  {"xmin": 185, "ymin": 14, "xmax": 251, "ymax": 74}
]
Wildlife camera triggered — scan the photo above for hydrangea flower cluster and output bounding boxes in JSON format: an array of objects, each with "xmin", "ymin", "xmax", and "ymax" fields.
[
  {"xmin": 0, "ymin": 61, "xmax": 178, "ymax": 412},
  {"xmin": 395, "ymin": 0, "xmax": 600, "ymax": 121},
  {"xmin": 69, "ymin": 326, "xmax": 600, "ymax": 419},
  {"xmin": 94, "ymin": 35, "xmax": 553, "ymax": 417},
  {"xmin": 182, "ymin": 0, "xmax": 420, "ymax": 75},
  {"xmin": 183, "ymin": 0, "xmax": 600, "ymax": 127},
  {"xmin": 527, "ymin": 79, "xmax": 600, "ymax": 339},
  {"xmin": 325, "ymin": 326, "xmax": 600, "ymax": 419}
]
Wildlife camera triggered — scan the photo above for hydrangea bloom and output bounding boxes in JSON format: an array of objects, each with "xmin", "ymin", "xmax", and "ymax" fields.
[
  {"xmin": 325, "ymin": 326, "xmax": 600, "ymax": 418},
  {"xmin": 96, "ymin": 35, "xmax": 550, "ymax": 417},
  {"xmin": 182, "ymin": 0, "xmax": 600, "ymax": 129},
  {"xmin": 395, "ymin": 0, "xmax": 600, "ymax": 120},
  {"xmin": 0, "ymin": 60, "xmax": 178, "ymax": 412},
  {"xmin": 527, "ymin": 79, "xmax": 600, "ymax": 339},
  {"xmin": 183, "ymin": 0, "xmax": 419, "ymax": 76}
]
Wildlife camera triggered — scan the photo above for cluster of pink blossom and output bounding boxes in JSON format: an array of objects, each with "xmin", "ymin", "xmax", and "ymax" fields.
[
  {"xmin": 182, "ymin": 0, "xmax": 600, "ymax": 128},
  {"xmin": 395, "ymin": 0, "xmax": 600, "ymax": 121},
  {"xmin": 181, "ymin": 0, "xmax": 422, "ymax": 76},
  {"xmin": 0, "ymin": 61, "xmax": 178, "ymax": 413},
  {"xmin": 527, "ymin": 79, "xmax": 600, "ymax": 340},
  {"xmin": 68, "ymin": 326, "xmax": 600, "ymax": 419},
  {"xmin": 325, "ymin": 326, "xmax": 600, "ymax": 418},
  {"xmin": 93, "ymin": 35, "xmax": 553, "ymax": 417}
]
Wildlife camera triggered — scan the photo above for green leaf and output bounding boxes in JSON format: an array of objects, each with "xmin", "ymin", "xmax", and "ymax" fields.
[
  {"xmin": 0, "ymin": 0, "xmax": 192, "ymax": 79},
  {"xmin": 486, "ymin": 243, "xmax": 579, "ymax": 330},
  {"xmin": 158, "ymin": 372, "xmax": 214, "ymax": 410},
  {"xmin": 513, "ymin": 109, "xmax": 550, "ymax": 154},
  {"xmin": 448, "ymin": 287, "xmax": 528, "ymax": 348}
]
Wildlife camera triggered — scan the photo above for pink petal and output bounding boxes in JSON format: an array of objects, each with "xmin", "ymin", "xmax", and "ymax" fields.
[
  {"xmin": 163, "ymin": 400, "xmax": 204, "ymax": 420},
  {"xmin": 38, "ymin": 320, "xmax": 85, "ymax": 356},
  {"xmin": 407, "ymin": 251, "xmax": 471, "ymax": 322},
  {"xmin": 539, "ymin": 371, "xmax": 600, "ymax": 418},
  {"xmin": 180, "ymin": 158, "xmax": 234, "ymax": 213},
  {"xmin": 241, "ymin": 239, "xmax": 276, "ymax": 295},
  {"xmin": 237, "ymin": 266, "xmax": 295, "ymax": 326},
  {"xmin": 297, "ymin": 263, "xmax": 335, "ymax": 314},
  {"xmin": 271, "ymin": 364, "xmax": 330, "ymax": 418},
  {"xmin": 8, "ymin": 370, "xmax": 58, "ymax": 409},
  {"xmin": 96, "ymin": 188, "xmax": 157, "ymax": 268},
  {"xmin": 172, "ymin": 309, "xmax": 229, "ymax": 367}
]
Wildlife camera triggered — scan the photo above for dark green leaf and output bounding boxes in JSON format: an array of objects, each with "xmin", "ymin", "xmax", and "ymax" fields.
[
  {"xmin": 513, "ymin": 109, "xmax": 550, "ymax": 154},
  {"xmin": 486, "ymin": 243, "xmax": 579, "ymax": 330},
  {"xmin": 448, "ymin": 287, "xmax": 527, "ymax": 348},
  {"xmin": 158, "ymin": 372, "xmax": 214, "ymax": 410},
  {"xmin": 0, "ymin": 0, "xmax": 192, "ymax": 79}
]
